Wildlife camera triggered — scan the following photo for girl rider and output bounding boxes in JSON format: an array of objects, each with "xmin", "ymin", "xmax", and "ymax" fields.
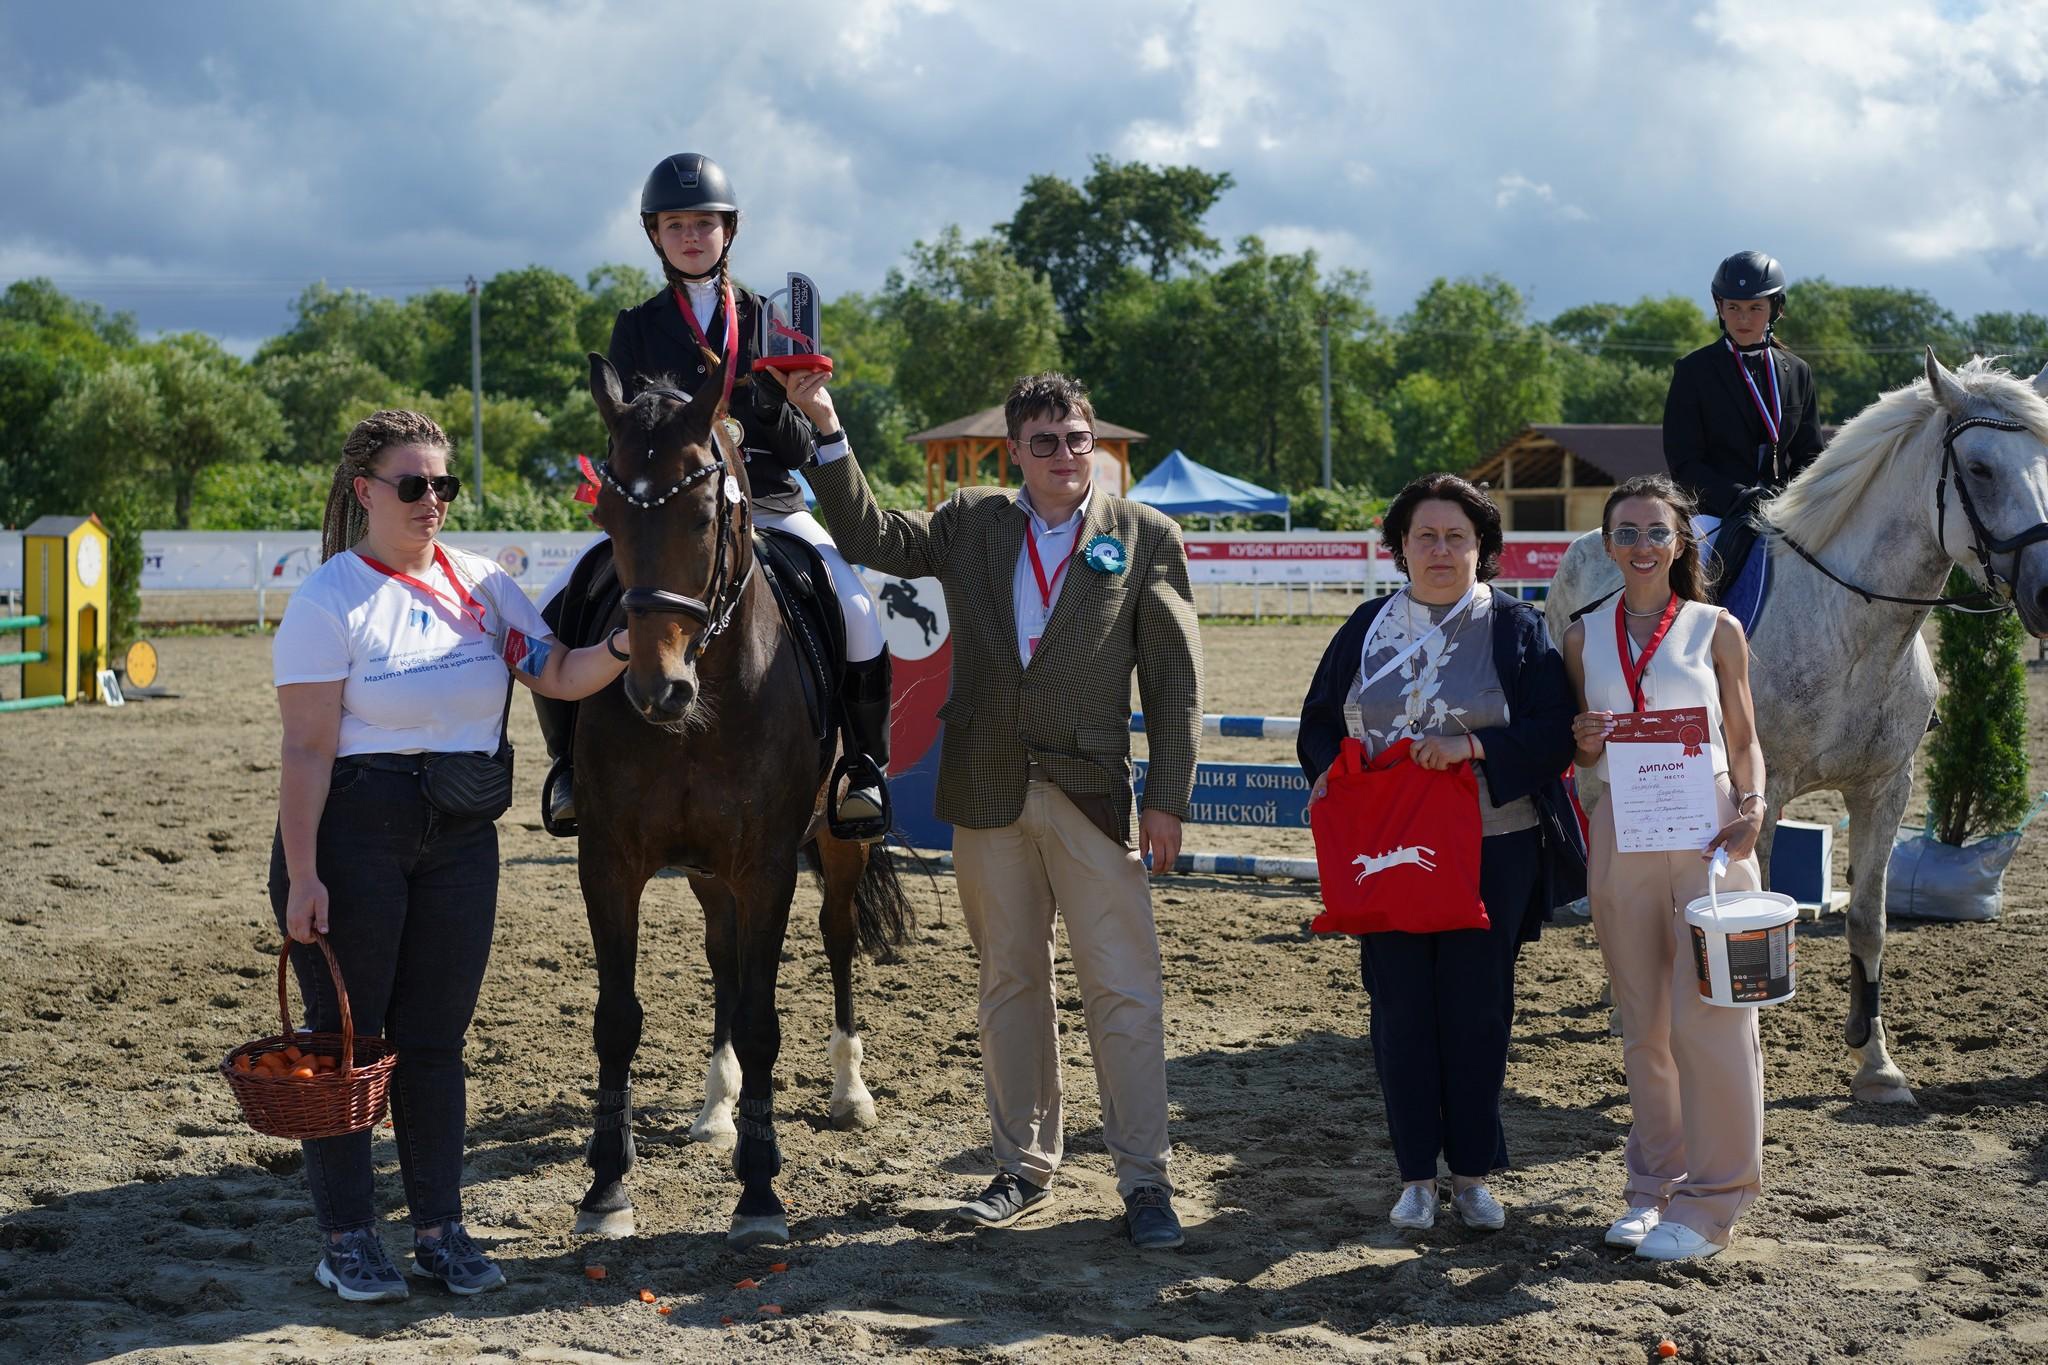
[{"xmin": 537, "ymin": 153, "xmax": 891, "ymax": 840}]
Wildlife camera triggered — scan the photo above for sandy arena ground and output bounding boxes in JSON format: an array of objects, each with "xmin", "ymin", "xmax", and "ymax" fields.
[{"xmin": 2, "ymin": 625, "xmax": 2046, "ymax": 1364}]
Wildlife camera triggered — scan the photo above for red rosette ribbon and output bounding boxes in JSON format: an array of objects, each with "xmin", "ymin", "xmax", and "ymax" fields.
[
  {"xmin": 574, "ymin": 453, "xmax": 601, "ymax": 506},
  {"xmin": 1679, "ymin": 723, "xmax": 1705, "ymax": 757}
]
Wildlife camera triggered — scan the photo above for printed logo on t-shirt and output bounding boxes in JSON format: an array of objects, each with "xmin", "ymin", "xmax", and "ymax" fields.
[{"xmin": 407, "ymin": 606, "xmax": 432, "ymax": 632}]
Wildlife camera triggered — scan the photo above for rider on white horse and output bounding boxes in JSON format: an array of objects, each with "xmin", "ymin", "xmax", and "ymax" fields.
[{"xmin": 1663, "ymin": 251, "xmax": 1826, "ymax": 588}]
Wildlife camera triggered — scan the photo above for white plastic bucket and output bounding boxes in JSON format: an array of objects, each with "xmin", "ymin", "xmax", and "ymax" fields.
[{"xmin": 1684, "ymin": 874, "xmax": 1798, "ymax": 1009}]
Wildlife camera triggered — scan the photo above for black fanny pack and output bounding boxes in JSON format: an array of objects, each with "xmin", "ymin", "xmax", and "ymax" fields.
[
  {"xmin": 345, "ymin": 675, "xmax": 516, "ymax": 821},
  {"xmin": 422, "ymin": 672, "xmax": 516, "ymax": 819}
]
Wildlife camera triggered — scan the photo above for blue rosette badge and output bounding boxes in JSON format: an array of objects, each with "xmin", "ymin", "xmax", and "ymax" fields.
[{"xmin": 1082, "ymin": 533, "xmax": 1127, "ymax": 576}]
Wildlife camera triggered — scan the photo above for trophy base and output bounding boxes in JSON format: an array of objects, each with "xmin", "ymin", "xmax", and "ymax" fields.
[{"xmin": 752, "ymin": 354, "xmax": 834, "ymax": 376}]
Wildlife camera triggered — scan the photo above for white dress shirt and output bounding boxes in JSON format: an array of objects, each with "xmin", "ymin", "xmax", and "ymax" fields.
[{"xmin": 1012, "ymin": 486, "xmax": 1092, "ymax": 667}]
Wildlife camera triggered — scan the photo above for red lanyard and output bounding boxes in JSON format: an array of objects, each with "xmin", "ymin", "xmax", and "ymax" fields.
[
  {"xmin": 1614, "ymin": 593, "xmax": 1680, "ymax": 713},
  {"xmin": 671, "ymin": 278, "xmax": 739, "ymax": 411},
  {"xmin": 1725, "ymin": 338, "xmax": 1783, "ymax": 447},
  {"xmin": 1023, "ymin": 523, "xmax": 1080, "ymax": 610},
  {"xmin": 357, "ymin": 544, "xmax": 487, "ymax": 635}
]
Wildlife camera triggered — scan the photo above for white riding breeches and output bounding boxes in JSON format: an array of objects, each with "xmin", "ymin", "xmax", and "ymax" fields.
[{"xmin": 539, "ymin": 514, "xmax": 883, "ymax": 663}]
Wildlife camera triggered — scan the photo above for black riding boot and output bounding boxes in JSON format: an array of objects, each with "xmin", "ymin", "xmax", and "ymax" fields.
[
  {"xmin": 830, "ymin": 651, "xmax": 894, "ymax": 844},
  {"xmin": 534, "ymin": 692, "xmax": 578, "ymax": 837},
  {"xmin": 1706, "ymin": 486, "xmax": 1769, "ymax": 604}
]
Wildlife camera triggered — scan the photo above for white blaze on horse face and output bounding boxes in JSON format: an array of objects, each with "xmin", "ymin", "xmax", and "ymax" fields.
[{"xmin": 630, "ymin": 477, "xmax": 653, "ymax": 501}]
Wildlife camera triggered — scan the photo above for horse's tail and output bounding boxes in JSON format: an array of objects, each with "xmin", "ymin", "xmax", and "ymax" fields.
[{"xmin": 851, "ymin": 843, "xmax": 915, "ymax": 961}]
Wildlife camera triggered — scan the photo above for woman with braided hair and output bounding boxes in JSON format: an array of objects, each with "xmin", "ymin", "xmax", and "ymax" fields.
[
  {"xmin": 270, "ymin": 411, "xmax": 628, "ymax": 1301},
  {"xmin": 535, "ymin": 152, "xmax": 892, "ymax": 842}
]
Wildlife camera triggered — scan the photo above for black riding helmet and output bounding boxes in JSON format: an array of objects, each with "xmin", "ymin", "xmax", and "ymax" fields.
[
  {"xmin": 1711, "ymin": 250, "xmax": 1786, "ymax": 322},
  {"xmin": 641, "ymin": 153, "xmax": 738, "ymax": 282}
]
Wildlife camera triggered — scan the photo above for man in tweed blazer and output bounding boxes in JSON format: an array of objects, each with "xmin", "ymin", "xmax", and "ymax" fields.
[{"xmin": 786, "ymin": 368, "xmax": 1202, "ymax": 1250}]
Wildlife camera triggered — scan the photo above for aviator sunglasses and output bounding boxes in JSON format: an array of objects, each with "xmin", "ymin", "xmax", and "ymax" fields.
[
  {"xmin": 368, "ymin": 472, "xmax": 463, "ymax": 503},
  {"xmin": 1608, "ymin": 525, "xmax": 1679, "ymax": 547}
]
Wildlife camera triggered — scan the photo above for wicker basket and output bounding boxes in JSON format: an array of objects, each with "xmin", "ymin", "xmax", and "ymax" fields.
[{"xmin": 220, "ymin": 936, "xmax": 398, "ymax": 1140}]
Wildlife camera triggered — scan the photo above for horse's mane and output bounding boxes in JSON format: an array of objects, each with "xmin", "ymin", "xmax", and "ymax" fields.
[{"xmin": 1765, "ymin": 357, "xmax": 2048, "ymax": 548}]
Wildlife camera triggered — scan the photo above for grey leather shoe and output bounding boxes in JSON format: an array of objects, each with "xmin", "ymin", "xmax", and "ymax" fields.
[
  {"xmin": 955, "ymin": 1172, "xmax": 1052, "ymax": 1228},
  {"xmin": 1123, "ymin": 1184, "xmax": 1185, "ymax": 1250}
]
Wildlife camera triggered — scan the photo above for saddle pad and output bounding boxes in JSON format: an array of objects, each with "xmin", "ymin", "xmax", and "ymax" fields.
[{"xmin": 1713, "ymin": 526, "xmax": 1771, "ymax": 636}]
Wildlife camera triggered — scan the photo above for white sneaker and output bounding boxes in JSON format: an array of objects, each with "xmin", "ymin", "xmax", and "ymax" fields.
[
  {"xmin": 1390, "ymin": 1184, "xmax": 1438, "ymax": 1230},
  {"xmin": 1450, "ymin": 1183, "xmax": 1506, "ymax": 1230},
  {"xmin": 1635, "ymin": 1221, "xmax": 1723, "ymax": 1261},
  {"xmin": 1605, "ymin": 1206, "xmax": 1661, "ymax": 1248}
]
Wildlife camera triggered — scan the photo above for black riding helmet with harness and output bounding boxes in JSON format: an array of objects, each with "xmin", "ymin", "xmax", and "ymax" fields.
[{"xmin": 534, "ymin": 154, "xmax": 894, "ymax": 841}]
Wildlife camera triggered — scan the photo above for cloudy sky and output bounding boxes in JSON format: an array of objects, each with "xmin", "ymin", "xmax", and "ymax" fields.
[{"xmin": 4, "ymin": 0, "xmax": 2044, "ymax": 353}]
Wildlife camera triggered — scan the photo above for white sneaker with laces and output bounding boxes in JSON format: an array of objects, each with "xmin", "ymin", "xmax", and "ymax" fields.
[
  {"xmin": 1635, "ymin": 1220, "xmax": 1723, "ymax": 1261},
  {"xmin": 1389, "ymin": 1184, "xmax": 1438, "ymax": 1230},
  {"xmin": 1451, "ymin": 1183, "xmax": 1506, "ymax": 1230},
  {"xmin": 1605, "ymin": 1205, "xmax": 1661, "ymax": 1248}
]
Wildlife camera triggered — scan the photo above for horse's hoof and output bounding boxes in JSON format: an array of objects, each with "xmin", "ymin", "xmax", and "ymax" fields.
[
  {"xmin": 1852, "ymin": 1078, "xmax": 1918, "ymax": 1106},
  {"xmin": 830, "ymin": 1099, "xmax": 878, "ymax": 1131},
  {"xmin": 574, "ymin": 1206, "xmax": 637, "ymax": 1238},
  {"xmin": 690, "ymin": 1117, "xmax": 738, "ymax": 1150},
  {"xmin": 727, "ymin": 1214, "xmax": 789, "ymax": 1248}
]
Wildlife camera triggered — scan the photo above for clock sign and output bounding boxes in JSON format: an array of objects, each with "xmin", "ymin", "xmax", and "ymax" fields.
[{"xmin": 76, "ymin": 535, "xmax": 103, "ymax": 588}]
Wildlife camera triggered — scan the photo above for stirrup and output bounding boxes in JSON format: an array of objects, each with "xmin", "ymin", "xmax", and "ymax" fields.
[
  {"xmin": 827, "ymin": 753, "xmax": 891, "ymax": 844},
  {"xmin": 541, "ymin": 758, "xmax": 578, "ymax": 838}
]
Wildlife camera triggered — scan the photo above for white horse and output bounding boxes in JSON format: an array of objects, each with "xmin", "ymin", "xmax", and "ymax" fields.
[{"xmin": 1545, "ymin": 352, "xmax": 2048, "ymax": 1104}]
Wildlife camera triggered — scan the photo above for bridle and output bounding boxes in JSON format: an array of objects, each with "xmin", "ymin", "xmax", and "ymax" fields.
[
  {"xmin": 600, "ymin": 390, "xmax": 755, "ymax": 664},
  {"xmin": 1774, "ymin": 415, "xmax": 2047, "ymax": 615}
]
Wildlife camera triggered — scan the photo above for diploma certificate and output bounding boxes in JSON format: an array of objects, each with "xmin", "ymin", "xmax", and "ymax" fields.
[{"xmin": 1608, "ymin": 707, "xmax": 1721, "ymax": 853}]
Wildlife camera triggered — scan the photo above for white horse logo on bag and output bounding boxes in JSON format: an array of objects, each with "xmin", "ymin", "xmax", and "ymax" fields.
[{"xmin": 1352, "ymin": 845, "xmax": 1437, "ymax": 884}]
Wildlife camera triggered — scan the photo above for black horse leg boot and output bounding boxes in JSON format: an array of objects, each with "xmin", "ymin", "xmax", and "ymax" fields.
[
  {"xmin": 830, "ymin": 651, "xmax": 894, "ymax": 843},
  {"xmin": 534, "ymin": 692, "xmax": 577, "ymax": 837}
]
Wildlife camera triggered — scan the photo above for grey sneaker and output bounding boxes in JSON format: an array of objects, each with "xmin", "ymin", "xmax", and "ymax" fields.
[
  {"xmin": 1123, "ymin": 1184, "xmax": 1185, "ymax": 1250},
  {"xmin": 955, "ymin": 1171, "xmax": 1052, "ymax": 1228},
  {"xmin": 1451, "ymin": 1183, "xmax": 1506, "ymax": 1231},
  {"xmin": 411, "ymin": 1222, "xmax": 506, "ymax": 1295},
  {"xmin": 314, "ymin": 1226, "xmax": 409, "ymax": 1303}
]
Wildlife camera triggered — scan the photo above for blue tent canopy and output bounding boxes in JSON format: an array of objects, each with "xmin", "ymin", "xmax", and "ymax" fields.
[{"xmin": 1128, "ymin": 450, "xmax": 1290, "ymax": 524}]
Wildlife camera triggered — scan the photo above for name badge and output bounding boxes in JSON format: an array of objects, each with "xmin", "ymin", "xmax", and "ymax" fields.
[{"xmin": 1343, "ymin": 702, "xmax": 1364, "ymax": 739}]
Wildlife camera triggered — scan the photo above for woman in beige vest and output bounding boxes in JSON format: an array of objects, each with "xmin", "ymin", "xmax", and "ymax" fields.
[{"xmin": 1562, "ymin": 474, "xmax": 1768, "ymax": 1262}]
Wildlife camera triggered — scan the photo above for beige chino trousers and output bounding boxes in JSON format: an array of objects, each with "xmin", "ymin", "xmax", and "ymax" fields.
[
  {"xmin": 1588, "ymin": 779, "xmax": 1764, "ymax": 1242},
  {"xmin": 953, "ymin": 779, "xmax": 1172, "ymax": 1198}
]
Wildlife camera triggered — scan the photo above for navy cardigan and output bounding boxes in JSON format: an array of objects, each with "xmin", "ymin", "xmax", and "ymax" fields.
[{"xmin": 1296, "ymin": 586, "xmax": 1588, "ymax": 940}]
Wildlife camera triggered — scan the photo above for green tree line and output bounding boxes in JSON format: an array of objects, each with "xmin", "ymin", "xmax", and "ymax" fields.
[{"xmin": 7, "ymin": 156, "xmax": 2045, "ymax": 643}]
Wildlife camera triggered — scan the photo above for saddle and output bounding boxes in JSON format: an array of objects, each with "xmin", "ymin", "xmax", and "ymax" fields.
[{"xmin": 543, "ymin": 531, "xmax": 842, "ymax": 756}]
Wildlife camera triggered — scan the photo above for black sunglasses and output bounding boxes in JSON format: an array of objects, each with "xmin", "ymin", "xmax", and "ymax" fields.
[
  {"xmin": 1024, "ymin": 430, "xmax": 1096, "ymax": 458},
  {"xmin": 369, "ymin": 472, "xmax": 462, "ymax": 504}
]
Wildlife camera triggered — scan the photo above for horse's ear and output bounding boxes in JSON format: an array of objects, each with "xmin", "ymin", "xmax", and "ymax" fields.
[
  {"xmin": 589, "ymin": 352, "xmax": 625, "ymax": 422},
  {"xmin": 1924, "ymin": 346, "xmax": 1969, "ymax": 413}
]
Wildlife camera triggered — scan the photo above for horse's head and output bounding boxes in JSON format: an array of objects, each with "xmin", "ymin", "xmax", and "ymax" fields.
[
  {"xmin": 587, "ymin": 351, "xmax": 753, "ymax": 724},
  {"xmin": 1924, "ymin": 349, "xmax": 2048, "ymax": 636}
]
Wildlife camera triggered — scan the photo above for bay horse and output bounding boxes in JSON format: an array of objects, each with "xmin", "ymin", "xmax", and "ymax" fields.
[
  {"xmin": 1546, "ymin": 352, "xmax": 2048, "ymax": 1104},
  {"xmin": 571, "ymin": 350, "xmax": 910, "ymax": 1245}
]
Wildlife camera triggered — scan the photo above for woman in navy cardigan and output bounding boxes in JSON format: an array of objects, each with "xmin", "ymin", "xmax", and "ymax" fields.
[{"xmin": 1297, "ymin": 473, "xmax": 1585, "ymax": 1233}]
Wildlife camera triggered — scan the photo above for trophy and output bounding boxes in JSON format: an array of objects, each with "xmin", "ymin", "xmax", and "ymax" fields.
[{"xmin": 752, "ymin": 271, "xmax": 833, "ymax": 376}]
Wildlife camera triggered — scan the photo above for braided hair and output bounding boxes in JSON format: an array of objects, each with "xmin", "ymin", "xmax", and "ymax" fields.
[{"xmin": 319, "ymin": 410, "xmax": 452, "ymax": 562}]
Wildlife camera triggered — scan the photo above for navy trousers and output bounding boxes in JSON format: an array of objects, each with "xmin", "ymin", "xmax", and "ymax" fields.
[{"xmin": 1359, "ymin": 825, "xmax": 1540, "ymax": 1183}]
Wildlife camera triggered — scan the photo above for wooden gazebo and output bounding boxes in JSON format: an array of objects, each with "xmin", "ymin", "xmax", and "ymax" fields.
[{"xmin": 909, "ymin": 406, "xmax": 1147, "ymax": 509}]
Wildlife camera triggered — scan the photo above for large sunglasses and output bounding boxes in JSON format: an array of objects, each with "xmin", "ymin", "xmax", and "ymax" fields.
[
  {"xmin": 369, "ymin": 472, "xmax": 462, "ymax": 503},
  {"xmin": 1608, "ymin": 525, "xmax": 1679, "ymax": 547},
  {"xmin": 1024, "ymin": 430, "xmax": 1096, "ymax": 458}
]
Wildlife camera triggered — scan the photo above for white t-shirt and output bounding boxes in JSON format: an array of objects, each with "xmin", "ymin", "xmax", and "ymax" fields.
[{"xmin": 273, "ymin": 545, "xmax": 554, "ymax": 757}]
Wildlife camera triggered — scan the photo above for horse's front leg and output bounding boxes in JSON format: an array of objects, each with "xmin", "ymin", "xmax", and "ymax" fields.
[
  {"xmin": 727, "ymin": 862, "xmax": 799, "ymax": 1248},
  {"xmin": 816, "ymin": 835, "xmax": 877, "ymax": 1131},
  {"xmin": 1844, "ymin": 770, "xmax": 1916, "ymax": 1105},
  {"xmin": 576, "ymin": 847, "xmax": 650, "ymax": 1236},
  {"xmin": 689, "ymin": 878, "xmax": 742, "ymax": 1148}
]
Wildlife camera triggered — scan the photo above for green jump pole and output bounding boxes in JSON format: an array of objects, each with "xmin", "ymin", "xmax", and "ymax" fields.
[
  {"xmin": 0, "ymin": 695, "xmax": 66, "ymax": 713},
  {"xmin": 0, "ymin": 615, "xmax": 46, "ymax": 632},
  {"xmin": 0, "ymin": 650, "xmax": 47, "ymax": 666}
]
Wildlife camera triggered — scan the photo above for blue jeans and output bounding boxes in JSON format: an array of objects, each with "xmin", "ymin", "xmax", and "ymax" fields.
[
  {"xmin": 1359, "ymin": 825, "xmax": 1540, "ymax": 1183},
  {"xmin": 268, "ymin": 761, "xmax": 498, "ymax": 1232}
]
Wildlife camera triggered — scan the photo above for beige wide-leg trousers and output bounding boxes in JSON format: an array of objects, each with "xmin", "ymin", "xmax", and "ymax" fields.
[
  {"xmin": 1589, "ymin": 780, "xmax": 1764, "ymax": 1243},
  {"xmin": 953, "ymin": 778, "xmax": 1172, "ymax": 1198}
]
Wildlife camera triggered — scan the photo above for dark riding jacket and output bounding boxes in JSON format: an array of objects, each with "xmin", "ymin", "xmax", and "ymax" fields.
[
  {"xmin": 607, "ymin": 284, "xmax": 816, "ymax": 515},
  {"xmin": 1663, "ymin": 339, "xmax": 1825, "ymax": 519}
]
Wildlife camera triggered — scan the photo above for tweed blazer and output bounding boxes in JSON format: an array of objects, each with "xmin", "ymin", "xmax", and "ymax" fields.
[{"xmin": 808, "ymin": 450, "xmax": 1202, "ymax": 845}]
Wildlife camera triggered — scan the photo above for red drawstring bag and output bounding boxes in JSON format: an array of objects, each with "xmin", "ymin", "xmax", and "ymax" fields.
[{"xmin": 1309, "ymin": 737, "xmax": 1487, "ymax": 935}]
